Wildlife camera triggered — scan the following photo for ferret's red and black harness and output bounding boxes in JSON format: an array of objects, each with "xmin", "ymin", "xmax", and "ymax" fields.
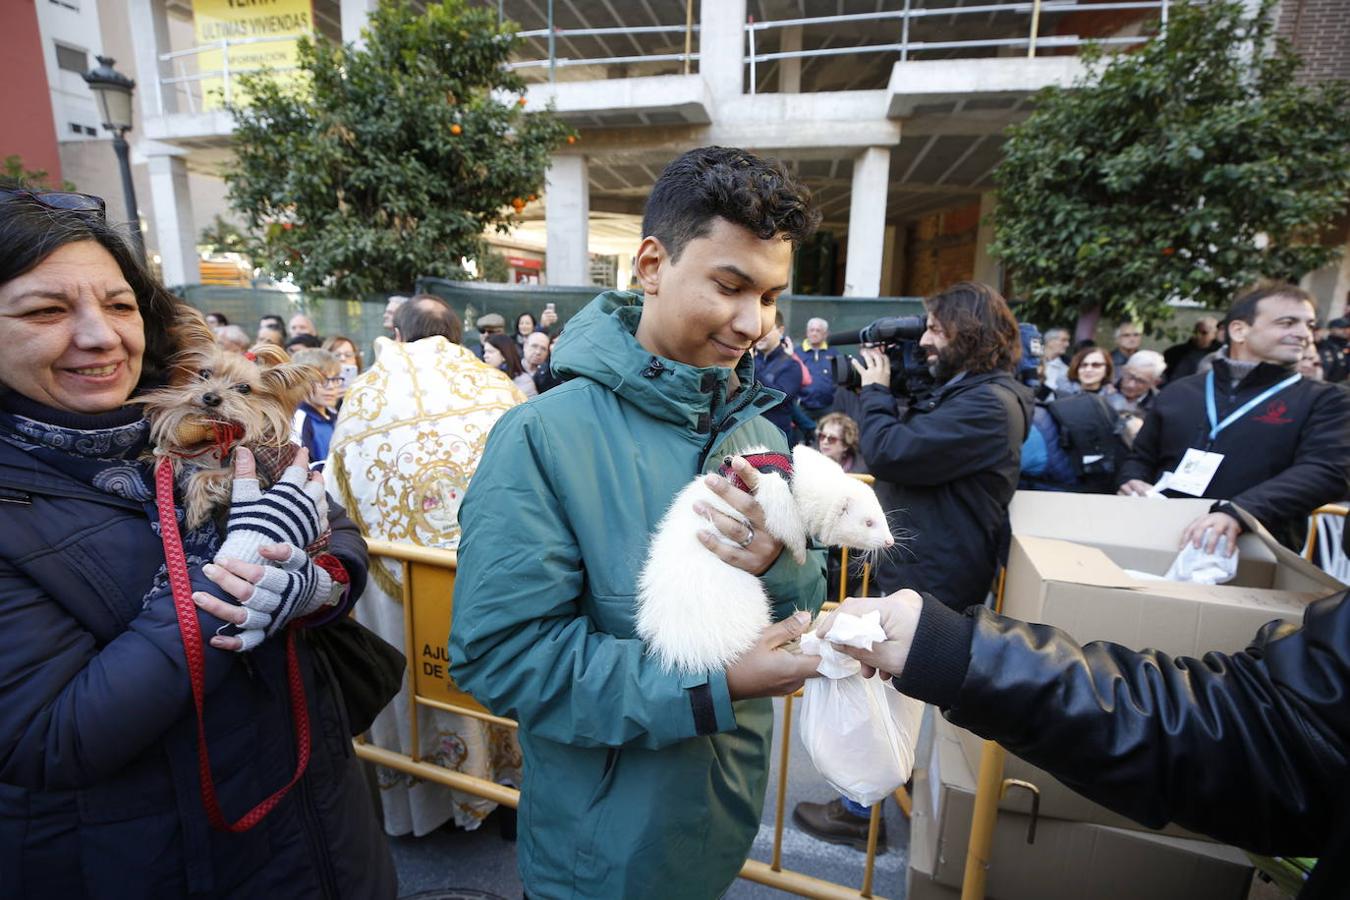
[{"xmin": 716, "ymin": 450, "xmax": 793, "ymax": 491}]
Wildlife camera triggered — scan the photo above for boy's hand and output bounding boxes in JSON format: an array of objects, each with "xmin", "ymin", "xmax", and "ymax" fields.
[
  {"xmin": 726, "ymin": 611, "xmax": 821, "ymax": 700},
  {"xmin": 694, "ymin": 456, "xmax": 784, "ymax": 576}
]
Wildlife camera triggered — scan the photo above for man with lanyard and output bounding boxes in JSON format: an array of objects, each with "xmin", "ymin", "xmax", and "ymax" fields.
[{"xmin": 1119, "ymin": 285, "xmax": 1350, "ymax": 552}]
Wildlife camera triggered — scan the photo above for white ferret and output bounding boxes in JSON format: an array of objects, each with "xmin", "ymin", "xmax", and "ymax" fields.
[{"xmin": 636, "ymin": 443, "xmax": 894, "ymax": 675}]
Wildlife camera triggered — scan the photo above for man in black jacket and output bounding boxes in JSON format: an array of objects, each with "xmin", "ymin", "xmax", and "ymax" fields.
[
  {"xmin": 854, "ymin": 281, "xmax": 1032, "ymax": 611},
  {"xmin": 793, "ymin": 282, "xmax": 1031, "ymax": 849},
  {"xmin": 819, "ymin": 585, "xmax": 1350, "ymax": 900},
  {"xmin": 1162, "ymin": 315, "xmax": 1220, "ymax": 382},
  {"xmin": 1119, "ymin": 285, "xmax": 1350, "ymax": 552}
]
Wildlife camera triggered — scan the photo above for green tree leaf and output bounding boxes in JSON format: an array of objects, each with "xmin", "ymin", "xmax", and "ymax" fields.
[
  {"xmin": 224, "ymin": 0, "xmax": 573, "ymax": 297},
  {"xmin": 990, "ymin": 0, "xmax": 1350, "ymax": 332}
]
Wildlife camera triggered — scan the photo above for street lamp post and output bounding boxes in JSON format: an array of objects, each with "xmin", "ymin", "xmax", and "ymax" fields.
[{"xmin": 83, "ymin": 56, "xmax": 146, "ymax": 262}]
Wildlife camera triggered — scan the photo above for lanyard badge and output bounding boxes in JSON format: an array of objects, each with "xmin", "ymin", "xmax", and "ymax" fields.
[{"xmin": 1166, "ymin": 370, "xmax": 1302, "ymax": 497}]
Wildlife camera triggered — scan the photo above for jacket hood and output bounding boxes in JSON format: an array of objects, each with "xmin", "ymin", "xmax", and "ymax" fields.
[{"xmin": 551, "ymin": 291, "xmax": 772, "ymax": 430}]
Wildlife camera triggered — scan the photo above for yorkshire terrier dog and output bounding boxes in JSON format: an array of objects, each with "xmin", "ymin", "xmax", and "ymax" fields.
[{"xmin": 139, "ymin": 307, "xmax": 319, "ymax": 529}]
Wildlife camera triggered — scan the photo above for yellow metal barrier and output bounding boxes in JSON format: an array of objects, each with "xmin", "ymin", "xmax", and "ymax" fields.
[
  {"xmin": 961, "ymin": 566, "xmax": 1010, "ymax": 900},
  {"xmin": 356, "ymin": 539, "xmax": 519, "ymax": 812},
  {"xmin": 359, "ymin": 502, "xmax": 901, "ymax": 899}
]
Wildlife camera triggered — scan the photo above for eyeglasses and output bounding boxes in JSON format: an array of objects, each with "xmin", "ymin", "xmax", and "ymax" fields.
[
  {"xmin": 818, "ymin": 433, "xmax": 843, "ymax": 445},
  {"xmin": 1079, "ymin": 361, "xmax": 1107, "ymax": 369},
  {"xmin": 0, "ymin": 188, "xmax": 106, "ymax": 218},
  {"xmin": 322, "ymin": 376, "xmax": 344, "ymax": 387}
]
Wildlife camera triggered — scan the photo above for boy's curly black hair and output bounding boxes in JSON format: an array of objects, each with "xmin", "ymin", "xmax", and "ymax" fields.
[{"xmin": 641, "ymin": 147, "xmax": 821, "ymax": 261}]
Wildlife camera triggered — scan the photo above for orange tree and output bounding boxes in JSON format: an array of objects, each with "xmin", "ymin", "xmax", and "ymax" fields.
[
  {"xmin": 990, "ymin": 0, "xmax": 1350, "ymax": 336},
  {"xmin": 226, "ymin": 0, "xmax": 572, "ymax": 296}
]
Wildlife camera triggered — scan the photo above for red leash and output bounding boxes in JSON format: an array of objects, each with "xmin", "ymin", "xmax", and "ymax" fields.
[{"xmin": 154, "ymin": 456, "xmax": 311, "ymax": 832}]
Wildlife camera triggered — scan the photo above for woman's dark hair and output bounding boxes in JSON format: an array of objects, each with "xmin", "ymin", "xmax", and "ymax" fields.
[
  {"xmin": 206, "ymin": 311, "xmax": 229, "ymax": 326},
  {"xmin": 1068, "ymin": 346, "xmax": 1113, "ymax": 387},
  {"xmin": 515, "ymin": 312, "xmax": 536, "ymax": 337},
  {"xmin": 924, "ymin": 281, "xmax": 1021, "ymax": 375},
  {"xmin": 285, "ymin": 333, "xmax": 322, "ymax": 351},
  {"xmin": 642, "ymin": 146, "xmax": 822, "ymax": 261},
  {"xmin": 0, "ymin": 193, "xmax": 182, "ymax": 388},
  {"xmin": 485, "ymin": 333, "xmax": 525, "ymax": 378}
]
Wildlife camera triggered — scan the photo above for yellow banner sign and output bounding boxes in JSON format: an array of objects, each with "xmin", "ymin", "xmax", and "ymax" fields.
[{"xmin": 191, "ymin": 0, "xmax": 314, "ymax": 110}]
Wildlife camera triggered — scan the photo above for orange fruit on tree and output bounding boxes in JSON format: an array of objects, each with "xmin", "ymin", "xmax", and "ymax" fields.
[
  {"xmin": 450, "ymin": 123, "xmax": 462, "ymax": 136},
  {"xmin": 512, "ymin": 197, "xmax": 526, "ymax": 212},
  {"xmin": 527, "ymin": 194, "xmax": 537, "ymax": 202},
  {"xmin": 566, "ymin": 135, "xmax": 577, "ymax": 145},
  {"xmin": 517, "ymin": 96, "xmax": 527, "ymax": 107}
]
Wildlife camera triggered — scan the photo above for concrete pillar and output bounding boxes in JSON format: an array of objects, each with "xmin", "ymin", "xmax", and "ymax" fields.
[
  {"xmin": 341, "ymin": 0, "xmax": 379, "ymax": 47},
  {"xmin": 972, "ymin": 192, "xmax": 1000, "ymax": 289},
  {"xmin": 545, "ymin": 155, "xmax": 589, "ymax": 286},
  {"xmin": 700, "ymin": 0, "xmax": 747, "ymax": 98},
  {"xmin": 844, "ymin": 147, "xmax": 891, "ymax": 297},
  {"xmin": 1300, "ymin": 228, "xmax": 1350, "ymax": 323},
  {"xmin": 146, "ymin": 150, "xmax": 200, "ymax": 286},
  {"xmin": 879, "ymin": 224, "xmax": 898, "ymax": 296},
  {"xmin": 127, "ymin": 0, "xmax": 176, "ymax": 117},
  {"xmin": 777, "ymin": 26, "xmax": 802, "ymax": 93}
]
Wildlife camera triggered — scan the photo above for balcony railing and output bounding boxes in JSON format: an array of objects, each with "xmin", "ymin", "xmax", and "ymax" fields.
[
  {"xmin": 154, "ymin": 35, "xmax": 300, "ymax": 117},
  {"xmin": 745, "ymin": 0, "xmax": 1169, "ymax": 94},
  {"xmin": 150, "ymin": 0, "xmax": 1168, "ymax": 116}
]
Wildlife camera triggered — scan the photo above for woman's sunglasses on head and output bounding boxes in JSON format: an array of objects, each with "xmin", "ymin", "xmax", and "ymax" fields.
[{"xmin": 0, "ymin": 188, "xmax": 107, "ymax": 218}]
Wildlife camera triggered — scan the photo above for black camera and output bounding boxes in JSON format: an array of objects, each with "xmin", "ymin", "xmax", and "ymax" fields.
[{"xmin": 828, "ymin": 315, "xmax": 934, "ymax": 396}]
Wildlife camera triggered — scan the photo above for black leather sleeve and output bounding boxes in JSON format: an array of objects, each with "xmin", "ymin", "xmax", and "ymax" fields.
[{"xmin": 941, "ymin": 590, "xmax": 1349, "ymax": 857}]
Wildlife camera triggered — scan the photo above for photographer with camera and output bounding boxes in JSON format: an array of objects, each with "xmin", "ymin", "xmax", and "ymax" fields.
[
  {"xmin": 793, "ymin": 282, "xmax": 1032, "ymax": 850},
  {"xmin": 850, "ymin": 282, "xmax": 1031, "ymax": 612}
]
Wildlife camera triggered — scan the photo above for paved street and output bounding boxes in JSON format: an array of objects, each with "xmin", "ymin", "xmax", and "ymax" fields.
[{"xmin": 389, "ymin": 698, "xmax": 917, "ymax": 899}]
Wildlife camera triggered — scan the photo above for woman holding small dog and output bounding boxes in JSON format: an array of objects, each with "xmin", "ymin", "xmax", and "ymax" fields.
[{"xmin": 0, "ymin": 189, "xmax": 395, "ymax": 898}]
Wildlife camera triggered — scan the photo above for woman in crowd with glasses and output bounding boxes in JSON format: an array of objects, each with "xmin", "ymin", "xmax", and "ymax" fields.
[
  {"xmin": 815, "ymin": 412, "xmax": 867, "ymax": 474},
  {"xmin": 322, "ymin": 334, "xmax": 363, "ymax": 405},
  {"xmin": 323, "ymin": 334, "xmax": 364, "ymax": 374},
  {"xmin": 1062, "ymin": 346, "xmax": 1119, "ymax": 399},
  {"xmin": 0, "ymin": 188, "xmax": 394, "ymax": 898}
]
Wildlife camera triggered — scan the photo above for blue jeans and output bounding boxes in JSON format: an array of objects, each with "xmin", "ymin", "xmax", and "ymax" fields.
[{"xmin": 841, "ymin": 796, "xmax": 870, "ymax": 818}]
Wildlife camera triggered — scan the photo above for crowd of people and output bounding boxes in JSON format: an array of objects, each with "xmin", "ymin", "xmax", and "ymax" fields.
[{"xmin": 2, "ymin": 146, "xmax": 1348, "ymax": 900}]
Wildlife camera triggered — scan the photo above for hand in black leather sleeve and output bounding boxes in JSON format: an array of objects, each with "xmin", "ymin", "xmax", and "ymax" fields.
[{"xmin": 938, "ymin": 591, "xmax": 1349, "ymax": 858}]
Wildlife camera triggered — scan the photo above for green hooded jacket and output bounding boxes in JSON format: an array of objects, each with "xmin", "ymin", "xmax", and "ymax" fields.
[{"xmin": 450, "ymin": 291, "xmax": 826, "ymax": 898}]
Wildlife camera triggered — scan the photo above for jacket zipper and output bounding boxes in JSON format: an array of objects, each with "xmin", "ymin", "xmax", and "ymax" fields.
[{"xmin": 697, "ymin": 381, "xmax": 762, "ymax": 472}]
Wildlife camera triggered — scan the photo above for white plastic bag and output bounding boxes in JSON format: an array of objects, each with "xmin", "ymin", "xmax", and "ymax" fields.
[{"xmin": 798, "ymin": 612, "xmax": 925, "ymax": 806}]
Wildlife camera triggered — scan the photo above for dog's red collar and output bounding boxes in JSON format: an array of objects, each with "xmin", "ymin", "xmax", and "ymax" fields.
[{"xmin": 168, "ymin": 421, "xmax": 245, "ymax": 461}]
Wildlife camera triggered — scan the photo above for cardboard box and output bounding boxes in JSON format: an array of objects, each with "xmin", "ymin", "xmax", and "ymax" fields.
[
  {"xmin": 905, "ymin": 866, "xmax": 962, "ymax": 900},
  {"xmin": 1003, "ymin": 492, "xmax": 1344, "ymax": 657},
  {"xmin": 950, "ymin": 723, "xmax": 1207, "ymax": 841},
  {"xmin": 908, "ymin": 718, "xmax": 1253, "ymax": 900}
]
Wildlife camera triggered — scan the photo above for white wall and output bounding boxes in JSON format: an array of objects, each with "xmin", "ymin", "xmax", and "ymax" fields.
[{"xmin": 36, "ymin": 0, "xmax": 107, "ymax": 146}]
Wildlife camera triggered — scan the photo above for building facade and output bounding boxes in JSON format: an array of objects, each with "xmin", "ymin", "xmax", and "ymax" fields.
[{"xmin": 9, "ymin": 0, "xmax": 1347, "ymax": 318}]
